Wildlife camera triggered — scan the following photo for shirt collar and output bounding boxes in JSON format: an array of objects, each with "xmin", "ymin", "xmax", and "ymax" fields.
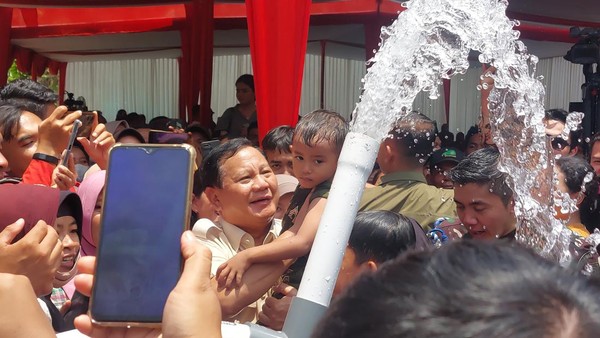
[
  {"xmin": 220, "ymin": 218, "xmax": 281, "ymax": 252},
  {"xmin": 380, "ymin": 171, "xmax": 427, "ymax": 185}
]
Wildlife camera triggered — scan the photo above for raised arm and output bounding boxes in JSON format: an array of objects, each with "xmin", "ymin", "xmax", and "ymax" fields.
[{"xmin": 216, "ymin": 197, "xmax": 327, "ymax": 288}]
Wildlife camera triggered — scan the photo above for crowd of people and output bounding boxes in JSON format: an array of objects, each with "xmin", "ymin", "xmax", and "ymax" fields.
[{"xmin": 1, "ymin": 72, "xmax": 600, "ymax": 338}]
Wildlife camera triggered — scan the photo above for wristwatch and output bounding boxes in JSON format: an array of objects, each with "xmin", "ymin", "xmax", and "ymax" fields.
[{"xmin": 32, "ymin": 153, "xmax": 60, "ymax": 165}]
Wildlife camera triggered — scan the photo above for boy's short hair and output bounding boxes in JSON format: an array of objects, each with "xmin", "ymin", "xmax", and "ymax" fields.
[
  {"xmin": 349, "ymin": 211, "xmax": 417, "ymax": 264},
  {"xmin": 293, "ymin": 110, "xmax": 348, "ymax": 153},
  {"xmin": 262, "ymin": 125, "xmax": 294, "ymax": 153},
  {"xmin": 449, "ymin": 147, "xmax": 513, "ymax": 205}
]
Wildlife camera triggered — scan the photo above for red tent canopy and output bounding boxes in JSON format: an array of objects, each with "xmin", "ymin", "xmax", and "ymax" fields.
[{"xmin": 1, "ymin": 0, "xmax": 598, "ymax": 138}]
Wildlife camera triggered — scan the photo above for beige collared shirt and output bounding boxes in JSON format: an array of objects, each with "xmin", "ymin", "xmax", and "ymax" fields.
[{"xmin": 192, "ymin": 217, "xmax": 282, "ymax": 323}]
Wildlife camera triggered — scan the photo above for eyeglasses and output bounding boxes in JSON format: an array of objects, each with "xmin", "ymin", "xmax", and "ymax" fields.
[{"xmin": 550, "ymin": 137, "xmax": 570, "ymax": 150}]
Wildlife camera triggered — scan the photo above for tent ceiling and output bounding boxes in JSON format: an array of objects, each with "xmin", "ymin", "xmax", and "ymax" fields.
[{"xmin": 6, "ymin": 0, "xmax": 600, "ymax": 62}]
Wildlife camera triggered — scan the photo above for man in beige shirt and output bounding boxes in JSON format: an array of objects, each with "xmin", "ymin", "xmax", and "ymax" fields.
[
  {"xmin": 193, "ymin": 218, "xmax": 281, "ymax": 323},
  {"xmin": 193, "ymin": 138, "xmax": 291, "ymax": 323}
]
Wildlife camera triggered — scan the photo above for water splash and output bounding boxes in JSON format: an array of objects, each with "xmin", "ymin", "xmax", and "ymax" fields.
[{"xmin": 350, "ymin": 0, "xmax": 597, "ymax": 264}]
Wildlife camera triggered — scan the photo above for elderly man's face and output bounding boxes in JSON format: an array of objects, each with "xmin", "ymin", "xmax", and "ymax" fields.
[{"xmin": 212, "ymin": 146, "xmax": 278, "ymax": 229}]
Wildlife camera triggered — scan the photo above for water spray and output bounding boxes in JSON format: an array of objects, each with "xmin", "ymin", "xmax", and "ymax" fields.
[{"xmin": 221, "ymin": 0, "xmax": 600, "ymax": 336}]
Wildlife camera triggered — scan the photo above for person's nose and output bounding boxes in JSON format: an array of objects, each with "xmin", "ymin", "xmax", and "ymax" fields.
[
  {"xmin": 460, "ymin": 209, "xmax": 478, "ymax": 228},
  {"xmin": 253, "ymin": 175, "xmax": 270, "ymax": 190}
]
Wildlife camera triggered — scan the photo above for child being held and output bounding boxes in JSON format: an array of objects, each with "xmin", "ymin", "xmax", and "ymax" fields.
[{"xmin": 216, "ymin": 110, "xmax": 349, "ymax": 289}]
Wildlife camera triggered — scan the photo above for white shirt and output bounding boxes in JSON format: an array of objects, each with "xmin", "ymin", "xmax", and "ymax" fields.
[{"xmin": 192, "ymin": 217, "xmax": 282, "ymax": 323}]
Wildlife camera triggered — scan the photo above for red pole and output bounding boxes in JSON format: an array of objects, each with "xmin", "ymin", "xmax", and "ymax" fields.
[{"xmin": 0, "ymin": 8, "xmax": 13, "ymax": 85}]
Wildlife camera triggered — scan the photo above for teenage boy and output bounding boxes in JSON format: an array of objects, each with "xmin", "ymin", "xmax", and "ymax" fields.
[{"xmin": 262, "ymin": 125, "xmax": 295, "ymax": 176}]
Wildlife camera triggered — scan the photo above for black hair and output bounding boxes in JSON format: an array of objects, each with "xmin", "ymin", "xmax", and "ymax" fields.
[
  {"xmin": 0, "ymin": 79, "xmax": 57, "ymax": 118},
  {"xmin": 116, "ymin": 109, "xmax": 127, "ymax": 121},
  {"xmin": 294, "ymin": 110, "xmax": 348, "ymax": 154},
  {"xmin": 388, "ymin": 111, "xmax": 435, "ymax": 162},
  {"xmin": 556, "ymin": 156, "xmax": 600, "ymax": 232},
  {"xmin": 313, "ymin": 240, "xmax": 600, "ymax": 338},
  {"xmin": 148, "ymin": 116, "xmax": 170, "ymax": 131},
  {"xmin": 186, "ymin": 124, "xmax": 211, "ymax": 142},
  {"xmin": 349, "ymin": 211, "xmax": 416, "ymax": 265},
  {"xmin": 449, "ymin": 147, "xmax": 513, "ymax": 205},
  {"xmin": 545, "ymin": 108, "xmax": 569, "ymax": 124},
  {"xmin": 236, "ymin": 74, "xmax": 255, "ymax": 92},
  {"xmin": 200, "ymin": 138, "xmax": 253, "ymax": 192},
  {"xmin": 262, "ymin": 125, "xmax": 294, "ymax": 153},
  {"xmin": 463, "ymin": 125, "xmax": 480, "ymax": 152},
  {"xmin": 0, "ymin": 103, "xmax": 23, "ymax": 143}
]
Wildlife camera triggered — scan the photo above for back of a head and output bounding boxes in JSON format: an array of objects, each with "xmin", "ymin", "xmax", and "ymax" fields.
[
  {"xmin": 262, "ymin": 125, "xmax": 294, "ymax": 153},
  {"xmin": 388, "ymin": 111, "xmax": 435, "ymax": 162},
  {"xmin": 556, "ymin": 156, "xmax": 600, "ymax": 231},
  {"xmin": 294, "ymin": 110, "xmax": 349, "ymax": 153},
  {"xmin": 449, "ymin": 147, "xmax": 513, "ymax": 204},
  {"xmin": 0, "ymin": 79, "xmax": 57, "ymax": 118},
  {"xmin": 313, "ymin": 240, "xmax": 600, "ymax": 338},
  {"xmin": 349, "ymin": 211, "xmax": 417, "ymax": 265}
]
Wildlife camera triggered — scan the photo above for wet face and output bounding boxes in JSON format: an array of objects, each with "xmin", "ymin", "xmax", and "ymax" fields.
[
  {"xmin": 427, "ymin": 161, "xmax": 457, "ymax": 189},
  {"xmin": 264, "ymin": 149, "xmax": 294, "ymax": 176},
  {"xmin": 210, "ymin": 147, "xmax": 278, "ymax": 231},
  {"xmin": 590, "ymin": 142, "xmax": 600, "ymax": 175},
  {"xmin": 236, "ymin": 82, "xmax": 255, "ymax": 106},
  {"xmin": 53, "ymin": 215, "xmax": 80, "ymax": 273},
  {"xmin": 1, "ymin": 111, "xmax": 42, "ymax": 177},
  {"xmin": 454, "ymin": 182, "xmax": 516, "ymax": 240},
  {"xmin": 291, "ymin": 138, "xmax": 339, "ymax": 189}
]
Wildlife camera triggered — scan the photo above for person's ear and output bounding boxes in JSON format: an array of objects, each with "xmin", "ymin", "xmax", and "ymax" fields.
[
  {"xmin": 362, "ymin": 260, "xmax": 378, "ymax": 272},
  {"xmin": 205, "ymin": 187, "xmax": 222, "ymax": 212},
  {"xmin": 569, "ymin": 146, "xmax": 579, "ymax": 156},
  {"xmin": 575, "ymin": 192, "xmax": 585, "ymax": 206}
]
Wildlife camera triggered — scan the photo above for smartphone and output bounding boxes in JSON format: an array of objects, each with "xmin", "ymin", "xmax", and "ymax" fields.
[
  {"xmin": 200, "ymin": 140, "xmax": 220, "ymax": 157},
  {"xmin": 90, "ymin": 144, "xmax": 195, "ymax": 327},
  {"xmin": 148, "ymin": 130, "xmax": 188, "ymax": 144},
  {"xmin": 78, "ymin": 112, "xmax": 96, "ymax": 138},
  {"xmin": 61, "ymin": 120, "xmax": 82, "ymax": 167}
]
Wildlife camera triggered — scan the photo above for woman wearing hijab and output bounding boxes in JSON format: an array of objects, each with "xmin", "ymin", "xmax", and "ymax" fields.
[{"xmin": 77, "ymin": 170, "xmax": 106, "ymax": 256}]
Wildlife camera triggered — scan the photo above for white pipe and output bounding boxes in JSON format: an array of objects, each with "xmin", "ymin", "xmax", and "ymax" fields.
[{"xmin": 295, "ymin": 131, "xmax": 380, "ymax": 306}]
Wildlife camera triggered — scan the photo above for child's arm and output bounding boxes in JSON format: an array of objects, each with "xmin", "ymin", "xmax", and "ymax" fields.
[{"xmin": 216, "ymin": 197, "xmax": 327, "ymax": 289}]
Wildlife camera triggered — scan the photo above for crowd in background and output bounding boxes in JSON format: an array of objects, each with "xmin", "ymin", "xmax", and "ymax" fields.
[{"xmin": 1, "ymin": 72, "xmax": 600, "ymax": 337}]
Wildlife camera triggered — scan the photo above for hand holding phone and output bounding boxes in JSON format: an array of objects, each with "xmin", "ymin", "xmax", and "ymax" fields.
[
  {"xmin": 90, "ymin": 144, "xmax": 195, "ymax": 326},
  {"xmin": 62, "ymin": 120, "xmax": 82, "ymax": 167}
]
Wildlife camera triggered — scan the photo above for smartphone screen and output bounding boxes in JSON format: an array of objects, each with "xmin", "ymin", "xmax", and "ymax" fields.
[
  {"xmin": 78, "ymin": 112, "xmax": 95, "ymax": 138},
  {"xmin": 148, "ymin": 130, "xmax": 188, "ymax": 144},
  {"xmin": 90, "ymin": 145, "xmax": 194, "ymax": 325}
]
